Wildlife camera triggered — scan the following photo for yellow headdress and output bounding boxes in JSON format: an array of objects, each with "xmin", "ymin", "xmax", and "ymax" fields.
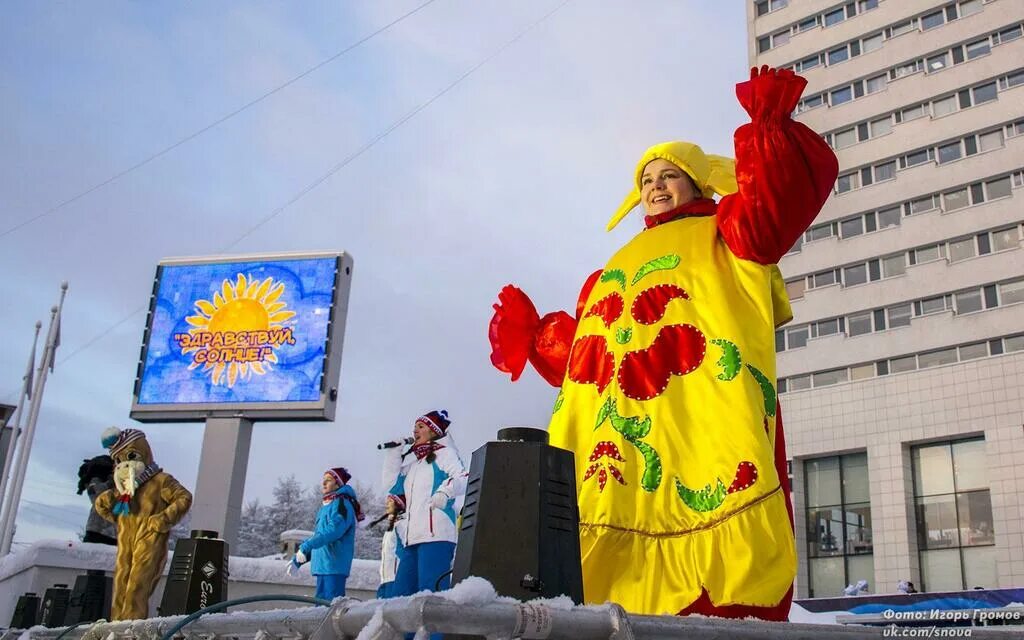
[{"xmin": 607, "ymin": 141, "xmax": 738, "ymax": 231}]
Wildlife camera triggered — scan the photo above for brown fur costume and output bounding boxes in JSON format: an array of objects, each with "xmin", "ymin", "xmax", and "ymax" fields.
[{"xmin": 95, "ymin": 428, "xmax": 192, "ymax": 620}]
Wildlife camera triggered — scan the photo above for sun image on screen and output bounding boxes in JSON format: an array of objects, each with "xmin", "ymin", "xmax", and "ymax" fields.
[{"xmin": 136, "ymin": 257, "xmax": 337, "ymax": 405}]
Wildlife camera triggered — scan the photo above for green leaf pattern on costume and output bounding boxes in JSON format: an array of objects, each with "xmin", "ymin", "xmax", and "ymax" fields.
[
  {"xmin": 552, "ymin": 390, "xmax": 564, "ymax": 415},
  {"xmin": 745, "ymin": 364, "xmax": 777, "ymax": 417},
  {"xmin": 595, "ymin": 397, "xmax": 660, "ymax": 491},
  {"xmin": 600, "ymin": 269, "xmax": 627, "ymax": 292},
  {"xmin": 615, "ymin": 326, "xmax": 632, "ymax": 344},
  {"xmin": 674, "ymin": 477, "xmax": 728, "ymax": 512},
  {"xmin": 631, "ymin": 254, "xmax": 681, "ymax": 285},
  {"xmin": 710, "ymin": 338, "xmax": 742, "ymax": 381}
]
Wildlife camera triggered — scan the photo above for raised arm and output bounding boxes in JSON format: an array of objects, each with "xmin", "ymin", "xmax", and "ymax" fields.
[{"xmin": 716, "ymin": 66, "xmax": 839, "ymax": 265}]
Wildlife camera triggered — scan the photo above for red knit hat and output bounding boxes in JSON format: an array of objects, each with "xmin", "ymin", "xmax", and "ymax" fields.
[
  {"xmin": 325, "ymin": 467, "xmax": 351, "ymax": 486},
  {"xmin": 416, "ymin": 410, "xmax": 451, "ymax": 438}
]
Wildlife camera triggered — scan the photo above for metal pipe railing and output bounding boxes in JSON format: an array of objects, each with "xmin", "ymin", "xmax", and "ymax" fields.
[{"xmin": 17, "ymin": 595, "xmax": 1024, "ymax": 640}]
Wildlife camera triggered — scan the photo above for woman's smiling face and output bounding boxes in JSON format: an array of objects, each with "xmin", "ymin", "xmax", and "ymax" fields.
[{"xmin": 640, "ymin": 158, "xmax": 698, "ymax": 215}]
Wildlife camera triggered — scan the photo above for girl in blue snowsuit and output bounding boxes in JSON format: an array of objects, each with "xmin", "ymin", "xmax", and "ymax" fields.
[{"xmin": 291, "ymin": 467, "xmax": 361, "ymax": 601}]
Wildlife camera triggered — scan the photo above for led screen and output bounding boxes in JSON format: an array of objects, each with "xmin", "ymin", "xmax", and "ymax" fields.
[{"xmin": 135, "ymin": 256, "xmax": 339, "ymax": 406}]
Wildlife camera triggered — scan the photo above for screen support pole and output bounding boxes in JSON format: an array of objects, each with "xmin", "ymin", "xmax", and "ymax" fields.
[{"xmin": 192, "ymin": 417, "xmax": 253, "ymax": 549}]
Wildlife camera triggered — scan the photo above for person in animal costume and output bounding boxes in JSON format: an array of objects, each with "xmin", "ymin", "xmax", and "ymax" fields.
[
  {"xmin": 77, "ymin": 454, "xmax": 117, "ymax": 545},
  {"xmin": 487, "ymin": 66, "xmax": 838, "ymax": 619},
  {"xmin": 94, "ymin": 427, "xmax": 193, "ymax": 620}
]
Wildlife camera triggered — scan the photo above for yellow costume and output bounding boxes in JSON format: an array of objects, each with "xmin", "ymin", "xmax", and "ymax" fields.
[
  {"xmin": 95, "ymin": 428, "xmax": 192, "ymax": 620},
  {"xmin": 489, "ymin": 68, "xmax": 838, "ymax": 618}
]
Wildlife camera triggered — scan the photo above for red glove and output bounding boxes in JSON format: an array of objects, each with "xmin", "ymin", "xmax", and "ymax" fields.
[{"xmin": 488, "ymin": 270, "xmax": 601, "ymax": 387}]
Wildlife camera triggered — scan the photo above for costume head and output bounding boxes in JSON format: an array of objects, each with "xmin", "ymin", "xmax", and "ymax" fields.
[
  {"xmin": 76, "ymin": 455, "xmax": 114, "ymax": 495},
  {"xmin": 101, "ymin": 427, "xmax": 157, "ymax": 514},
  {"xmin": 416, "ymin": 409, "xmax": 451, "ymax": 440},
  {"xmin": 607, "ymin": 141, "xmax": 738, "ymax": 231}
]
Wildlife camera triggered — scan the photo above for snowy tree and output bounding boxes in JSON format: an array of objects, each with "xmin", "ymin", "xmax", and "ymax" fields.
[
  {"xmin": 352, "ymin": 480, "xmax": 387, "ymax": 560},
  {"xmin": 236, "ymin": 499, "xmax": 276, "ymax": 557},
  {"xmin": 231, "ymin": 474, "xmax": 393, "ymax": 559}
]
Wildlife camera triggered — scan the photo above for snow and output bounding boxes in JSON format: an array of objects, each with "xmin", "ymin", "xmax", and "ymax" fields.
[
  {"xmin": 279, "ymin": 529, "xmax": 313, "ymax": 540},
  {"xmin": 0, "ymin": 539, "xmax": 380, "ymax": 590},
  {"xmin": 353, "ymin": 606, "xmax": 385, "ymax": 640},
  {"xmin": 0, "ymin": 539, "xmax": 118, "ymax": 581},
  {"xmin": 440, "ymin": 576, "xmax": 497, "ymax": 605}
]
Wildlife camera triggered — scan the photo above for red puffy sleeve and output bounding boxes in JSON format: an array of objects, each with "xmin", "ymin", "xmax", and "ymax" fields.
[
  {"xmin": 488, "ymin": 269, "xmax": 601, "ymax": 387},
  {"xmin": 716, "ymin": 66, "xmax": 839, "ymax": 265}
]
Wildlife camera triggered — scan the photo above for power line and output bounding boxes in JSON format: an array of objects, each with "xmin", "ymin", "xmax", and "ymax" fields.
[
  {"xmin": 1, "ymin": 0, "xmax": 570, "ymax": 398},
  {"xmin": 225, "ymin": 0, "xmax": 571, "ymax": 250},
  {"xmin": 0, "ymin": 0, "xmax": 440, "ymax": 241}
]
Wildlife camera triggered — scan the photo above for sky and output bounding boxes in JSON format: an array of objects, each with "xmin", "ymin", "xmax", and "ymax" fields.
[{"xmin": 0, "ymin": 1, "xmax": 750, "ymax": 545}]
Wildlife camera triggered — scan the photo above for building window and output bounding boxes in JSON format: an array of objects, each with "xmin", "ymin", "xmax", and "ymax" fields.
[
  {"xmin": 927, "ymin": 53, "xmax": 949, "ymax": 73},
  {"xmin": 836, "ymin": 173, "xmax": 858, "ymax": 193},
  {"xmin": 848, "ymin": 311, "xmax": 873, "ymax": 337},
  {"xmin": 921, "ymin": 11, "xmax": 945, "ymax": 31},
  {"xmin": 948, "ymin": 238, "xmax": 977, "ymax": 263},
  {"xmin": 955, "ymin": 289, "xmax": 983, "ymax": 314},
  {"xmin": 785, "ymin": 278, "xmax": 806, "ymax": 300},
  {"xmin": 937, "ymin": 142, "xmax": 962, "ymax": 164},
  {"xmin": 1000, "ymin": 278, "xmax": 1024, "ymax": 305},
  {"xmin": 831, "ymin": 86, "xmax": 853, "ymax": 105},
  {"xmin": 882, "ymin": 254, "xmax": 906, "ymax": 278},
  {"xmin": 870, "ymin": 116, "xmax": 892, "ymax": 137},
  {"xmin": 986, "ymin": 177, "xmax": 1012, "ymax": 200},
  {"xmin": 862, "ymin": 32, "xmax": 883, "ymax": 53},
  {"xmin": 889, "ymin": 19, "xmax": 917, "ymax": 38},
  {"xmin": 833, "ymin": 128, "xmax": 857, "ymax": 149},
  {"xmin": 805, "ymin": 453, "xmax": 873, "ymax": 598},
  {"xmin": 787, "ymin": 325, "xmax": 809, "ymax": 349},
  {"xmin": 918, "ymin": 347, "xmax": 957, "ymax": 368},
  {"xmin": 959, "ymin": 342, "xmax": 988, "ymax": 360},
  {"xmin": 828, "ymin": 46, "xmax": 850, "ymax": 65},
  {"xmin": 943, "ymin": 188, "xmax": 970, "ymax": 211},
  {"xmin": 965, "ymin": 38, "xmax": 991, "ymax": 60},
  {"xmin": 933, "ymin": 95, "xmax": 957, "ymax": 117},
  {"xmin": 877, "ymin": 207, "xmax": 901, "ymax": 229},
  {"xmin": 959, "ymin": 0, "xmax": 981, "ymax": 17},
  {"xmin": 824, "ymin": 8, "xmax": 845, "ymax": 27},
  {"xmin": 913, "ymin": 439, "xmax": 996, "ymax": 592},
  {"xmin": 887, "ymin": 303, "xmax": 912, "ymax": 328}
]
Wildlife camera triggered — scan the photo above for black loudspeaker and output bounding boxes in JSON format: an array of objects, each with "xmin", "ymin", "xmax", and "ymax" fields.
[
  {"xmin": 158, "ymin": 530, "xmax": 229, "ymax": 616},
  {"xmin": 39, "ymin": 584, "xmax": 71, "ymax": 627},
  {"xmin": 452, "ymin": 427, "xmax": 584, "ymax": 603},
  {"xmin": 10, "ymin": 592, "xmax": 40, "ymax": 628},
  {"xmin": 66, "ymin": 570, "xmax": 113, "ymax": 624}
]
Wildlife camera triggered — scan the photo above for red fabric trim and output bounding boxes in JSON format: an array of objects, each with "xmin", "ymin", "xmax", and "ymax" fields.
[
  {"xmin": 716, "ymin": 67, "xmax": 839, "ymax": 265},
  {"xmin": 567, "ymin": 335, "xmax": 615, "ymax": 394},
  {"xmin": 643, "ymin": 199, "xmax": 716, "ymax": 229}
]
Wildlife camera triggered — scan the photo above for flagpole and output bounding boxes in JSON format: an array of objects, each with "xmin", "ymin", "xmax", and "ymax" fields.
[
  {"xmin": 0, "ymin": 321, "xmax": 42, "ymax": 533},
  {"xmin": 0, "ymin": 282, "xmax": 68, "ymax": 555}
]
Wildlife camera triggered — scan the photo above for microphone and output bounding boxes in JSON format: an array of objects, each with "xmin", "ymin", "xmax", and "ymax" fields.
[{"xmin": 377, "ymin": 437, "xmax": 414, "ymax": 450}]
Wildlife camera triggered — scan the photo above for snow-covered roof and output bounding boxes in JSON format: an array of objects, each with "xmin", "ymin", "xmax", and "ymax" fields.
[{"xmin": 0, "ymin": 539, "xmax": 379, "ymax": 590}]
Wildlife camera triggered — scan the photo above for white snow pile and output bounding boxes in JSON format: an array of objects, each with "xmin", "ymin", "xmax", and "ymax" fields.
[
  {"xmin": 0, "ymin": 539, "xmax": 117, "ymax": 580},
  {"xmin": 0, "ymin": 539, "xmax": 379, "ymax": 590},
  {"xmin": 787, "ymin": 603, "xmax": 840, "ymax": 624}
]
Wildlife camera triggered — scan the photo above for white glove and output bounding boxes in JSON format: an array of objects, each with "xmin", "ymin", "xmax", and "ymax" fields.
[
  {"xmin": 429, "ymin": 492, "xmax": 448, "ymax": 509},
  {"xmin": 295, "ymin": 549, "xmax": 308, "ymax": 564}
]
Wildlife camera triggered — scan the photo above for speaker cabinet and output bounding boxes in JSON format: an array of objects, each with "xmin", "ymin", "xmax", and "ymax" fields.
[
  {"xmin": 158, "ymin": 530, "xmax": 229, "ymax": 615},
  {"xmin": 452, "ymin": 427, "xmax": 583, "ymax": 603}
]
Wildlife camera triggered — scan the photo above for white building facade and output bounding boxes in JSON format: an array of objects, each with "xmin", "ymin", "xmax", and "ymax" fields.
[{"xmin": 747, "ymin": 0, "xmax": 1024, "ymax": 598}]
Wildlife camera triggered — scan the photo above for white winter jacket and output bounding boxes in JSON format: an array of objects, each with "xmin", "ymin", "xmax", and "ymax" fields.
[{"xmin": 381, "ymin": 436, "xmax": 467, "ymax": 547}]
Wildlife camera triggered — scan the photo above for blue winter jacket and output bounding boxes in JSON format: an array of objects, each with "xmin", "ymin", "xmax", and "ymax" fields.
[{"xmin": 300, "ymin": 484, "xmax": 356, "ymax": 576}]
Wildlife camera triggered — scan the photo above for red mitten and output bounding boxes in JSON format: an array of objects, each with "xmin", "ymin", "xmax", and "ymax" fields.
[
  {"xmin": 530, "ymin": 311, "xmax": 577, "ymax": 386},
  {"xmin": 735, "ymin": 65, "xmax": 806, "ymax": 123},
  {"xmin": 489, "ymin": 285, "xmax": 540, "ymax": 381}
]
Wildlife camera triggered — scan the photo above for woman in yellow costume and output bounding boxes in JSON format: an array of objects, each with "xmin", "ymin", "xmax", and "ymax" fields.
[{"xmin": 487, "ymin": 67, "xmax": 837, "ymax": 620}]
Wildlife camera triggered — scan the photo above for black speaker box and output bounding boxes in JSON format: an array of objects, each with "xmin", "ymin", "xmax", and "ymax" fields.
[
  {"xmin": 39, "ymin": 584, "xmax": 71, "ymax": 627},
  {"xmin": 66, "ymin": 570, "xmax": 112, "ymax": 624},
  {"xmin": 10, "ymin": 592, "xmax": 40, "ymax": 628},
  {"xmin": 158, "ymin": 530, "xmax": 229, "ymax": 616},
  {"xmin": 452, "ymin": 427, "xmax": 583, "ymax": 603}
]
